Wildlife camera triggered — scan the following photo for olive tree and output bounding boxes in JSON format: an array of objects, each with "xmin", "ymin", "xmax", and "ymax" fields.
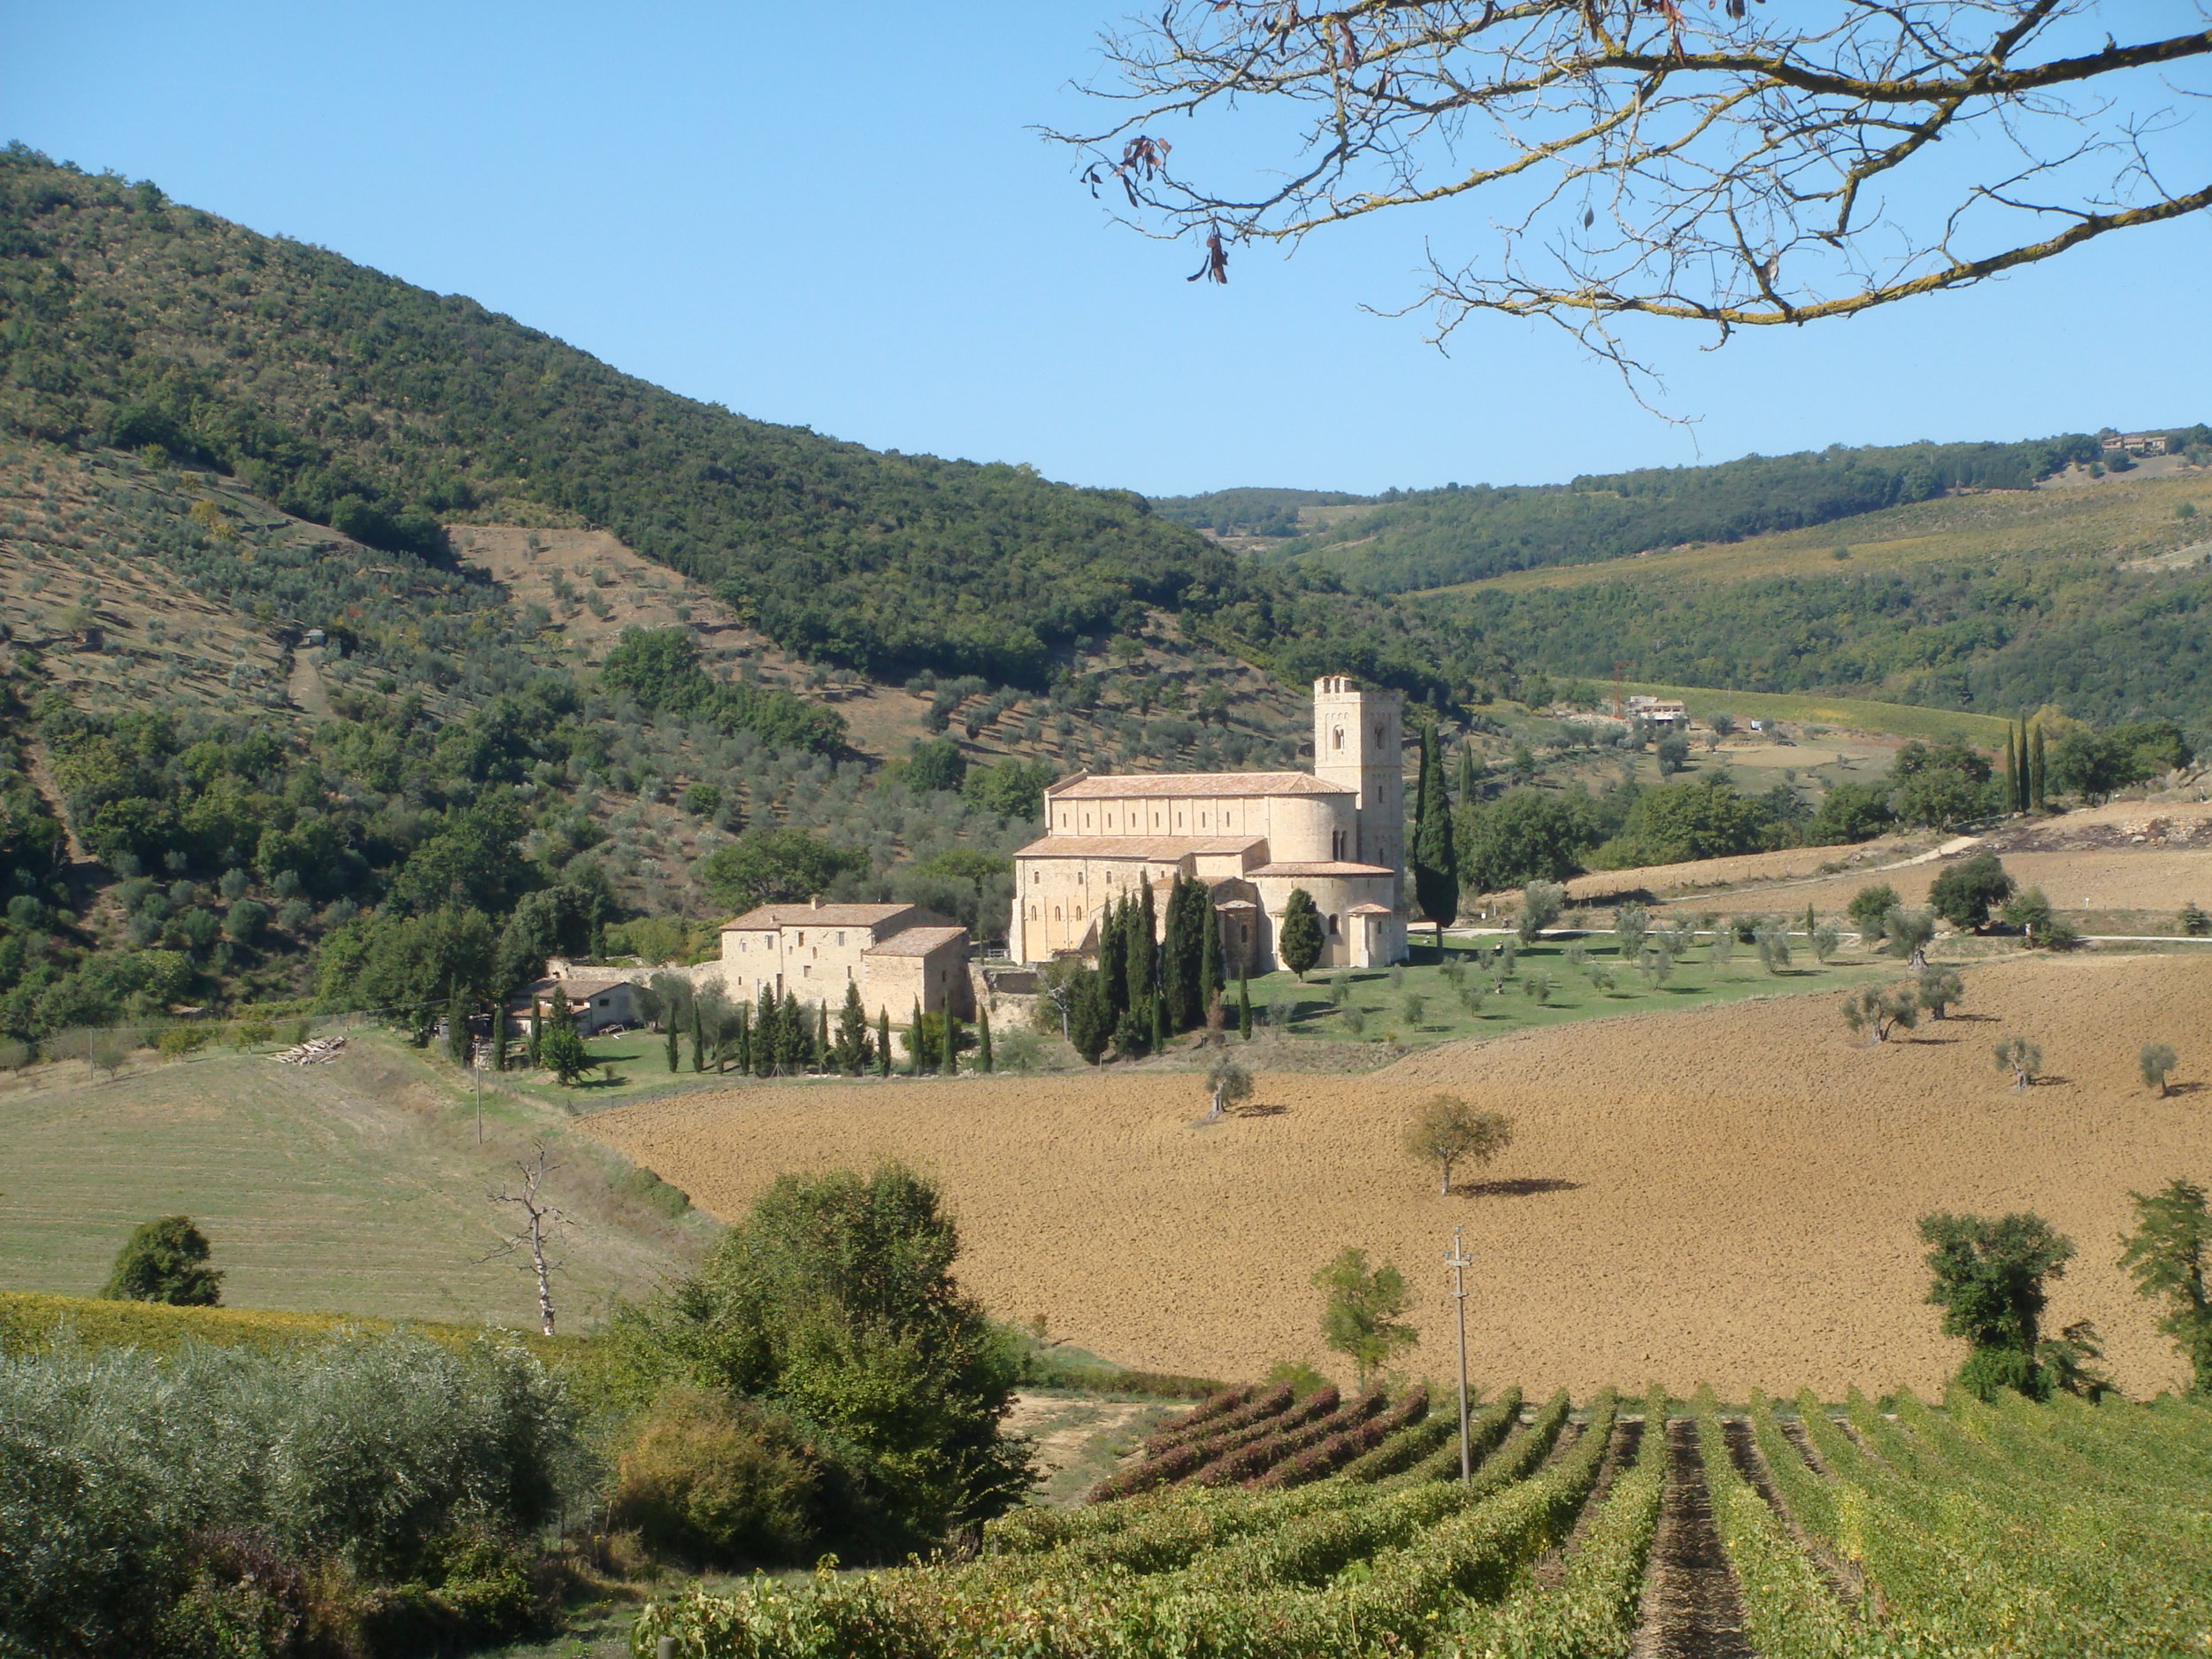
[
  {"xmin": 2141, "ymin": 1042, "xmax": 2180, "ymax": 1097},
  {"xmin": 1883, "ymin": 907, "xmax": 1938, "ymax": 969},
  {"xmin": 1202, "ymin": 1053, "xmax": 1254, "ymax": 1123},
  {"xmin": 1916, "ymin": 966, "xmax": 1966, "ymax": 1021},
  {"xmin": 1518, "ymin": 879, "xmax": 1567, "ymax": 942},
  {"xmin": 1403, "ymin": 1096, "xmax": 1513, "ymax": 1195},
  {"xmin": 1994, "ymin": 1034, "xmax": 2043, "ymax": 1091},
  {"xmin": 1842, "ymin": 983, "xmax": 1918, "ymax": 1044}
]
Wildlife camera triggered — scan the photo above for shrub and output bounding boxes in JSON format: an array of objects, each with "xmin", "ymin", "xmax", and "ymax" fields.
[
  {"xmin": 155, "ymin": 1025, "xmax": 210, "ymax": 1059},
  {"xmin": 1847, "ymin": 883, "xmax": 1903, "ymax": 939},
  {"xmin": 610, "ymin": 1392, "xmax": 818, "ymax": 1569},
  {"xmin": 1930, "ymin": 853, "xmax": 2014, "ymax": 929},
  {"xmin": 1517, "ymin": 880, "xmax": 1565, "ymax": 941},
  {"xmin": 0, "ymin": 1332, "xmax": 573, "ymax": 1653},
  {"xmin": 2180, "ymin": 901, "xmax": 2211, "ymax": 937},
  {"xmin": 0, "ymin": 1038, "xmax": 27, "ymax": 1071}
]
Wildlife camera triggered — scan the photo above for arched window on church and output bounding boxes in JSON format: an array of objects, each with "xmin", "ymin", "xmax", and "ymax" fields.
[
  {"xmin": 1333, "ymin": 726, "xmax": 1345, "ymax": 750},
  {"xmin": 1328, "ymin": 914, "xmax": 1340, "ymax": 935}
]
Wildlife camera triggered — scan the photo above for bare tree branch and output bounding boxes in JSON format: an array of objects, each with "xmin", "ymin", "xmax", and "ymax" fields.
[{"xmin": 1051, "ymin": 2, "xmax": 2212, "ymax": 364}]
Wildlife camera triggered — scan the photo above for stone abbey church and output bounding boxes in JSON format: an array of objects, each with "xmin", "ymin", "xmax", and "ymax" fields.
[{"xmin": 1009, "ymin": 676, "xmax": 1410, "ymax": 974}]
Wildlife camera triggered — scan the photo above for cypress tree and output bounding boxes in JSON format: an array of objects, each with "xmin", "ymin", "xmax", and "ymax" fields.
[
  {"xmin": 692, "ymin": 1002, "xmax": 708, "ymax": 1072},
  {"xmin": 665, "ymin": 1007, "xmax": 680, "ymax": 1073},
  {"xmin": 1068, "ymin": 969, "xmax": 1113, "ymax": 1064},
  {"xmin": 779, "ymin": 990, "xmax": 807, "ymax": 1073},
  {"xmin": 2001, "ymin": 726, "xmax": 2018, "ymax": 815},
  {"xmin": 815, "ymin": 1003, "xmax": 830, "ymax": 1072},
  {"xmin": 1410, "ymin": 722, "xmax": 1460, "ymax": 954},
  {"xmin": 1199, "ymin": 889, "xmax": 1225, "ymax": 1016},
  {"xmin": 2018, "ymin": 721, "xmax": 2033, "ymax": 811},
  {"xmin": 836, "ymin": 980, "xmax": 869, "ymax": 1074},
  {"xmin": 445, "ymin": 984, "xmax": 470, "ymax": 1066},
  {"xmin": 1131, "ymin": 880, "xmax": 1159, "ymax": 1010},
  {"xmin": 876, "ymin": 1008, "xmax": 892, "ymax": 1077},
  {"xmin": 1160, "ymin": 875, "xmax": 1193, "ymax": 1031},
  {"xmin": 1456, "ymin": 742, "xmax": 1481, "ymax": 807},
  {"xmin": 1181, "ymin": 879, "xmax": 1211, "ymax": 1027},
  {"xmin": 1149, "ymin": 989, "xmax": 1168, "ymax": 1051},
  {"xmin": 1279, "ymin": 887, "xmax": 1325, "ymax": 980},
  {"xmin": 1098, "ymin": 895, "xmax": 1129, "ymax": 1018},
  {"xmin": 733, "ymin": 1002, "xmax": 751, "ymax": 1076},
  {"xmin": 1238, "ymin": 974, "xmax": 1253, "ymax": 1041},
  {"xmin": 977, "ymin": 1005, "xmax": 994, "ymax": 1072},
  {"xmin": 909, "ymin": 999, "xmax": 925, "ymax": 1074},
  {"xmin": 942, "ymin": 1008, "xmax": 962, "ymax": 1074},
  {"xmin": 755, "ymin": 985, "xmax": 780, "ymax": 1077},
  {"xmin": 2030, "ymin": 723, "xmax": 2047, "ymax": 810},
  {"xmin": 526, "ymin": 999, "xmax": 541, "ymax": 1067},
  {"xmin": 490, "ymin": 1003, "xmax": 509, "ymax": 1071}
]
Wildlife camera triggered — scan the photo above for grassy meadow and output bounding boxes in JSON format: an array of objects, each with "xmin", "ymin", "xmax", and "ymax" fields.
[{"xmin": 0, "ymin": 1028, "xmax": 710, "ymax": 1330}]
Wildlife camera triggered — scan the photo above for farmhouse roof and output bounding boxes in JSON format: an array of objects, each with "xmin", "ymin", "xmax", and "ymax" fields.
[
  {"xmin": 1344, "ymin": 902, "xmax": 1394, "ymax": 916},
  {"xmin": 1248, "ymin": 860, "xmax": 1396, "ymax": 878},
  {"xmin": 1048, "ymin": 771, "xmax": 1351, "ymax": 800},
  {"xmin": 530, "ymin": 974, "xmax": 636, "ymax": 1001},
  {"xmin": 1013, "ymin": 834, "xmax": 1266, "ymax": 860},
  {"xmin": 721, "ymin": 902, "xmax": 941, "ymax": 930},
  {"xmin": 861, "ymin": 925, "xmax": 972, "ymax": 958}
]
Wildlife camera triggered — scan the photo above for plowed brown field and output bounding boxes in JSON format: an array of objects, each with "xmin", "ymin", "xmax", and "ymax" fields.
[{"xmin": 588, "ymin": 953, "xmax": 2212, "ymax": 1400}]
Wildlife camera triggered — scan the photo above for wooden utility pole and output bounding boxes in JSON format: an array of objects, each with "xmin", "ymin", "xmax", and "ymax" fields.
[{"xmin": 1445, "ymin": 1225, "xmax": 1475, "ymax": 1481}]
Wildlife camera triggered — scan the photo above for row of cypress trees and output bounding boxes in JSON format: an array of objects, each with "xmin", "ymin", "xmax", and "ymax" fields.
[
  {"xmin": 2001, "ymin": 719, "xmax": 2050, "ymax": 814},
  {"xmin": 1065, "ymin": 872, "xmax": 1233, "ymax": 1062}
]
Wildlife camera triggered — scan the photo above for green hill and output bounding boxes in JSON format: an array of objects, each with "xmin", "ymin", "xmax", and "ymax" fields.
[
  {"xmin": 0, "ymin": 144, "xmax": 1486, "ymax": 705},
  {"xmin": 1263, "ymin": 436, "xmax": 2131, "ymax": 593}
]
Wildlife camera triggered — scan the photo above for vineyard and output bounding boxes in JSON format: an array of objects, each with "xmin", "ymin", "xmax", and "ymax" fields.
[{"xmin": 632, "ymin": 1378, "xmax": 2212, "ymax": 1657}]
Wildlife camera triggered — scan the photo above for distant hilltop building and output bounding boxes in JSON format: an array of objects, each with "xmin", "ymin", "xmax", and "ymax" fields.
[
  {"xmin": 1622, "ymin": 695, "xmax": 1687, "ymax": 726},
  {"xmin": 2103, "ymin": 432, "xmax": 2170, "ymax": 456},
  {"xmin": 1010, "ymin": 676, "xmax": 1409, "ymax": 973}
]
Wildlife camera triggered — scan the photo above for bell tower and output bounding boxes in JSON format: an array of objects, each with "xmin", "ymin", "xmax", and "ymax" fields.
[{"xmin": 1311, "ymin": 676, "xmax": 1405, "ymax": 902}]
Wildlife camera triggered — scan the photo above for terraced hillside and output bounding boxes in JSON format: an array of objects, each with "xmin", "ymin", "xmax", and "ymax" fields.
[{"xmin": 636, "ymin": 1381, "xmax": 2212, "ymax": 1656}]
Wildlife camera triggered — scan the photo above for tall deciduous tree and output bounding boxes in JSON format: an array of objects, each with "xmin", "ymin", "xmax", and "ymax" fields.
[
  {"xmin": 101, "ymin": 1215, "xmax": 222, "ymax": 1306},
  {"xmin": 1919, "ymin": 1210, "xmax": 2075, "ymax": 1400},
  {"xmin": 1402, "ymin": 1096, "xmax": 1512, "ymax": 1195},
  {"xmin": 1060, "ymin": 5, "xmax": 2212, "ymax": 383},
  {"xmin": 2121, "ymin": 1179, "xmax": 2212, "ymax": 1394},
  {"xmin": 1313, "ymin": 1248, "xmax": 1418, "ymax": 1390}
]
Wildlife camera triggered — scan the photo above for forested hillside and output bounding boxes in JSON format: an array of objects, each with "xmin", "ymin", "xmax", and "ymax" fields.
[
  {"xmin": 1264, "ymin": 436, "xmax": 2125, "ymax": 592},
  {"xmin": 0, "ymin": 145, "xmax": 1494, "ymax": 705}
]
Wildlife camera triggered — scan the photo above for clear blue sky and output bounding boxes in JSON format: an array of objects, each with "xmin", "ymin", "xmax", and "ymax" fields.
[{"xmin": 5, "ymin": 2, "xmax": 2207, "ymax": 496}]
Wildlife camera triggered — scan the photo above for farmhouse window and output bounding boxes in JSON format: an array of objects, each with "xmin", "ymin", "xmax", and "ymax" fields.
[
  {"xmin": 837, "ymin": 933, "xmax": 845, "ymax": 945},
  {"xmin": 1328, "ymin": 916, "xmax": 1340, "ymax": 935}
]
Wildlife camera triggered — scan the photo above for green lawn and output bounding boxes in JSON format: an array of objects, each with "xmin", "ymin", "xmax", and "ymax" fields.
[
  {"xmin": 1242, "ymin": 933, "xmax": 1898, "ymax": 1051},
  {"xmin": 0, "ymin": 1030, "xmax": 709, "ymax": 1330}
]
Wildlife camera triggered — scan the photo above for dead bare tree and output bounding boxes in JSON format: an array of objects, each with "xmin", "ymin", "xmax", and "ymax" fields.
[
  {"xmin": 483, "ymin": 1143, "xmax": 571, "ymax": 1337},
  {"xmin": 1056, "ymin": 4, "xmax": 2212, "ymax": 384}
]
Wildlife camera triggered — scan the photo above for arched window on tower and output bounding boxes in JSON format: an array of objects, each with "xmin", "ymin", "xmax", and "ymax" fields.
[{"xmin": 1333, "ymin": 726, "xmax": 1345, "ymax": 750}]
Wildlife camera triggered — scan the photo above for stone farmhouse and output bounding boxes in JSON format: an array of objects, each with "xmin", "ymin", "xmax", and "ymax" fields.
[
  {"xmin": 1009, "ymin": 676, "xmax": 1409, "ymax": 973},
  {"xmin": 704, "ymin": 899, "xmax": 972, "ymax": 1024}
]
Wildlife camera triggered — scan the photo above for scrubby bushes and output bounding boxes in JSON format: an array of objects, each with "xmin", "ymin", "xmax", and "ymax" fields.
[
  {"xmin": 0, "ymin": 1329, "xmax": 574, "ymax": 1657},
  {"xmin": 607, "ymin": 1392, "xmax": 818, "ymax": 1570},
  {"xmin": 606, "ymin": 1165, "xmax": 1035, "ymax": 1561}
]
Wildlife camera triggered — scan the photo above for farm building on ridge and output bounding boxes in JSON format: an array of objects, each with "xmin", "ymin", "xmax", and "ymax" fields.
[{"xmin": 1009, "ymin": 676, "xmax": 1409, "ymax": 972}]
